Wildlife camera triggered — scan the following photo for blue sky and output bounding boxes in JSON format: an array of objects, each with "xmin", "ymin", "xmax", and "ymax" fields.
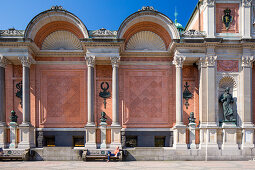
[{"xmin": 0, "ymin": 0, "xmax": 198, "ymax": 31}]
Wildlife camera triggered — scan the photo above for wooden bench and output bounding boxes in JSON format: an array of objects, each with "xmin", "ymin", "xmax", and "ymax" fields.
[
  {"xmin": 82, "ymin": 149, "xmax": 122, "ymax": 161},
  {"xmin": 0, "ymin": 149, "xmax": 30, "ymax": 161}
]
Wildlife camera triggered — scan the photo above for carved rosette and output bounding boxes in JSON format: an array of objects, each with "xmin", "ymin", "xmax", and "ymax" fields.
[
  {"xmin": 172, "ymin": 56, "xmax": 186, "ymax": 68},
  {"xmin": 111, "ymin": 56, "xmax": 120, "ymax": 68},
  {"xmin": 18, "ymin": 56, "xmax": 36, "ymax": 68},
  {"xmin": 0, "ymin": 56, "xmax": 9, "ymax": 68},
  {"xmin": 242, "ymin": 0, "xmax": 252, "ymax": 7},
  {"xmin": 85, "ymin": 56, "xmax": 95, "ymax": 67},
  {"xmin": 205, "ymin": 56, "xmax": 217, "ymax": 67},
  {"xmin": 241, "ymin": 56, "xmax": 254, "ymax": 68}
]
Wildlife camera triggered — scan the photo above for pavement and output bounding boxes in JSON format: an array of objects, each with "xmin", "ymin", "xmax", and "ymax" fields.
[{"xmin": 1, "ymin": 161, "xmax": 255, "ymax": 170}]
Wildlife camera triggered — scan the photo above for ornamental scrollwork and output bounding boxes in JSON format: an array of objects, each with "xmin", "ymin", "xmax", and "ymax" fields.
[
  {"xmin": 91, "ymin": 28, "xmax": 116, "ymax": 36},
  {"xmin": 111, "ymin": 56, "xmax": 120, "ymax": 68},
  {"xmin": 18, "ymin": 56, "xmax": 36, "ymax": 68},
  {"xmin": 85, "ymin": 56, "xmax": 95, "ymax": 67},
  {"xmin": 139, "ymin": 6, "xmax": 157, "ymax": 12},
  {"xmin": 0, "ymin": 56, "xmax": 9, "ymax": 68},
  {"xmin": 181, "ymin": 30, "xmax": 206, "ymax": 37},
  {"xmin": 0, "ymin": 28, "xmax": 24, "ymax": 36},
  {"xmin": 206, "ymin": 0, "xmax": 215, "ymax": 6},
  {"xmin": 241, "ymin": 56, "xmax": 254, "ymax": 68},
  {"xmin": 172, "ymin": 56, "xmax": 186, "ymax": 68},
  {"xmin": 206, "ymin": 56, "xmax": 217, "ymax": 67},
  {"xmin": 242, "ymin": 0, "xmax": 252, "ymax": 7}
]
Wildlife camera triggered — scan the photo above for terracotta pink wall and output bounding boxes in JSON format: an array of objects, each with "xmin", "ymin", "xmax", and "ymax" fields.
[
  {"xmin": 36, "ymin": 64, "xmax": 87, "ymax": 128},
  {"xmin": 120, "ymin": 65, "xmax": 175, "ymax": 128}
]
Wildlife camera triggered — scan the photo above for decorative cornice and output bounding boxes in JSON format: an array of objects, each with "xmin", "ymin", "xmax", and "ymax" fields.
[
  {"xmin": 241, "ymin": 56, "xmax": 254, "ymax": 67},
  {"xmin": 111, "ymin": 56, "xmax": 120, "ymax": 68},
  {"xmin": 205, "ymin": 56, "xmax": 217, "ymax": 67},
  {"xmin": 0, "ymin": 56, "xmax": 9, "ymax": 68},
  {"xmin": 181, "ymin": 30, "xmax": 206, "ymax": 37},
  {"xmin": 18, "ymin": 56, "xmax": 36, "ymax": 68},
  {"xmin": 172, "ymin": 56, "xmax": 186, "ymax": 68},
  {"xmin": 242, "ymin": 0, "xmax": 252, "ymax": 7},
  {"xmin": 85, "ymin": 56, "xmax": 95, "ymax": 67}
]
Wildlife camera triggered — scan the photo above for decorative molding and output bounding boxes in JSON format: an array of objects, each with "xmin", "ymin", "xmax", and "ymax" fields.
[
  {"xmin": 0, "ymin": 28, "xmax": 24, "ymax": 37},
  {"xmin": 241, "ymin": 56, "xmax": 254, "ymax": 67},
  {"xmin": 85, "ymin": 56, "xmax": 95, "ymax": 67},
  {"xmin": 242, "ymin": 0, "xmax": 252, "ymax": 7},
  {"xmin": 90, "ymin": 28, "xmax": 117, "ymax": 37},
  {"xmin": 138, "ymin": 6, "xmax": 157, "ymax": 12},
  {"xmin": 172, "ymin": 56, "xmax": 186, "ymax": 68},
  {"xmin": 181, "ymin": 30, "xmax": 206, "ymax": 37},
  {"xmin": 111, "ymin": 56, "xmax": 120, "ymax": 68},
  {"xmin": 0, "ymin": 56, "xmax": 9, "ymax": 68},
  {"xmin": 206, "ymin": 56, "xmax": 217, "ymax": 67},
  {"xmin": 18, "ymin": 56, "xmax": 36, "ymax": 68}
]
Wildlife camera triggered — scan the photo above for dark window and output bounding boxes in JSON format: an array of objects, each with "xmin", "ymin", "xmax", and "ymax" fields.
[
  {"xmin": 126, "ymin": 136, "xmax": 137, "ymax": 147},
  {"xmin": 154, "ymin": 136, "xmax": 165, "ymax": 147},
  {"xmin": 45, "ymin": 136, "xmax": 55, "ymax": 147},
  {"xmin": 73, "ymin": 136, "xmax": 84, "ymax": 147}
]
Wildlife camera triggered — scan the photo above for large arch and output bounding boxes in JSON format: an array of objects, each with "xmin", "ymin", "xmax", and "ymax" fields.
[
  {"xmin": 118, "ymin": 7, "xmax": 180, "ymax": 51},
  {"xmin": 24, "ymin": 6, "xmax": 89, "ymax": 48}
]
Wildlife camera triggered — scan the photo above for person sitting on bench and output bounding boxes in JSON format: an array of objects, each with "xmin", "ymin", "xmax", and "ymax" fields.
[{"xmin": 107, "ymin": 146, "xmax": 120, "ymax": 162}]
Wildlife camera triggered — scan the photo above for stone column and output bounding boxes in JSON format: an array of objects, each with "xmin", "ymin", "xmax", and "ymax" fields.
[
  {"xmin": 242, "ymin": 0, "xmax": 252, "ymax": 39},
  {"xmin": 18, "ymin": 56, "xmax": 35, "ymax": 148},
  {"xmin": 172, "ymin": 56, "xmax": 187, "ymax": 149},
  {"xmin": 110, "ymin": 56, "xmax": 121, "ymax": 148},
  {"xmin": 0, "ymin": 56, "xmax": 8, "ymax": 148},
  {"xmin": 85, "ymin": 55, "xmax": 96, "ymax": 149},
  {"xmin": 199, "ymin": 56, "xmax": 218, "ymax": 150},
  {"xmin": 205, "ymin": 0, "xmax": 215, "ymax": 38},
  {"xmin": 240, "ymin": 56, "xmax": 254, "ymax": 149}
]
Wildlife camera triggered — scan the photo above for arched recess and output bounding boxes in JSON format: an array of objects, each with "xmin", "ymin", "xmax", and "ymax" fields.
[
  {"xmin": 118, "ymin": 8, "xmax": 180, "ymax": 51},
  {"xmin": 24, "ymin": 7, "xmax": 89, "ymax": 49}
]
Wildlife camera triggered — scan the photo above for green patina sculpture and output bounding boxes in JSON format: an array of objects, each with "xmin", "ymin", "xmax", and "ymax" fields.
[
  {"xmin": 9, "ymin": 110, "xmax": 18, "ymax": 123},
  {"xmin": 188, "ymin": 112, "xmax": 196, "ymax": 124},
  {"xmin": 219, "ymin": 87, "xmax": 235, "ymax": 122},
  {"xmin": 100, "ymin": 112, "xmax": 107, "ymax": 123}
]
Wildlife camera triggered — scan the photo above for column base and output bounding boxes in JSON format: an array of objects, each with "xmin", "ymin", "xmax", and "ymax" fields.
[
  {"xmin": 85, "ymin": 125, "xmax": 97, "ymax": 149},
  {"xmin": 110, "ymin": 126, "xmax": 121, "ymax": 149},
  {"xmin": 173, "ymin": 125, "xmax": 187, "ymax": 149},
  {"xmin": 0, "ymin": 125, "xmax": 7, "ymax": 148},
  {"xmin": 222, "ymin": 122, "xmax": 238, "ymax": 150},
  {"xmin": 18, "ymin": 125, "xmax": 35, "ymax": 149},
  {"xmin": 242, "ymin": 123, "xmax": 255, "ymax": 149}
]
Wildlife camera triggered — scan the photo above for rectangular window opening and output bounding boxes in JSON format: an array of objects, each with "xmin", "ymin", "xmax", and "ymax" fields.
[
  {"xmin": 126, "ymin": 136, "xmax": 137, "ymax": 147},
  {"xmin": 154, "ymin": 136, "xmax": 165, "ymax": 147}
]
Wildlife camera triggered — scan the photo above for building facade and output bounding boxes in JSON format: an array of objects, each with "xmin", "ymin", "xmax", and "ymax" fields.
[{"xmin": 0, "ymin": 0, "xmax": 255, "ymax": 160}]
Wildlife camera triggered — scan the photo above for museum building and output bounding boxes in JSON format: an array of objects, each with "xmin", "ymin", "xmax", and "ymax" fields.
[{"xmin": 0, "ymin": 0, "xmax": 255, "ymax": 160}]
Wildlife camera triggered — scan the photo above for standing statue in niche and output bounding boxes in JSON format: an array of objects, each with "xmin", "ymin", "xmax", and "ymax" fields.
[{"xmin": 219, "ymin": 87, "xmax": 235, "ymax": 122}]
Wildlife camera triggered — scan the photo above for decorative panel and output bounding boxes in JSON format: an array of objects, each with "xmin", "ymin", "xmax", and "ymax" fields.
[
  {"xmin": 216, "ymin": 3, "xmax": 239, "ymax": 33},
  {"xmin": 217, "ymin": 60, "xmax": 239, "ymax": 72}
]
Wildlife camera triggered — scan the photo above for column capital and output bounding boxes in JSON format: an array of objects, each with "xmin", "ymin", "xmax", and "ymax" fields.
[
  {"xmin": 86, "ymin": 55, "xmax": 95, "ymax": 67},
  {"xmin": 242, "ymin": 0, "xmax": 252, "ymax": 7},
  {"xmin": 0, "ymin": 56, "xmax": 9, "ymax": 68},
  {"xmin": 205, "ymin": 56, "xmax": 217, "ymax": 67},
  {"xmin": 19, "ymin": 56, "xmax": 36, "ymax": 68},
  {"xmin": 197, "ymin": 57, "xmax": 207, "ymax": 69},
  {"xmin": 205, "ymin": 0, "xmax": 215, "ymax": 7},
  {"xmin": 241, "ymin": 56, "xmax": 254, "ymax": 68},
  {"xmin": 172, "ymin": 56, "xmax": 186, "ymax": 68},
  {"xmin": 111, "ymin": 56, "xmax": 120, "ymax": 68}
]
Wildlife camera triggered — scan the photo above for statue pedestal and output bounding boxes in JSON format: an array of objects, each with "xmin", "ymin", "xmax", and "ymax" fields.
[
  {"xmin": 110, "ymin": 126, "xmax": 121, "ymax": 149},
  {"xmin": 222, "ymin": 122, "xmax": 238, "ymax": 150},
  {"xmin": 85, "ymin": 125, "xmax": 97, "ymax": 149},
  {"xmin": 18, "ymin": 124, "xmax": 35, "ymax": 149},
  {"xmin": 188, "ymin": 123, "xmax": 196, "ymax": 149},
  {"xmin": 173, "ymin": 125, "xmax": 187, "ymax": 149},
  {"xmin": 199, "ymin": 123, "xmax": 218, "ymax": 150},
  {"xmin": 0, "ymin": 124, "xmax": 7, "ymax": 148},
  {"xmin": 9, "ymin": 122, "xmax": 18, "ymax": 149},
  {"xmin": 100, "ymin": 122, "xmax": 107, "ymax": 149},
  {"xmin": 241, "ymin": 123, "xmax": 254, "ymax": 149}
]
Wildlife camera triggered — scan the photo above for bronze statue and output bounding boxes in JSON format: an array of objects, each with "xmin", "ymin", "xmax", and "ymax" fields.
[
  {"xmin": 9, "ymin": 110, "xmax": 18, "ymax": 123},
  {"xmin": 188, "ymin": 112, "xmax": 196, "ymax": 123},
  {"xmin": 100, "ymin": 112, "xmax": 107, "ymax": 123},
  {"xmin": 219, "ymin": 87, "xmax": 235, "ymax": 122}
]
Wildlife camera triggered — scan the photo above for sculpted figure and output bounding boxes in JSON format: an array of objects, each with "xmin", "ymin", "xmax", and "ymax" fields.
[{"xmin": 219, "ymin": 87, "xmax": 235, "ymax": 121}]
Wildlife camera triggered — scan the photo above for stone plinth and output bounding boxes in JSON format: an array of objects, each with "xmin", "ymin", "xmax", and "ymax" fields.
[
  {"xmin": 199, "ymin": 123, "xmax": 218, "ymax": 150},
  {"xmin": 9, "ymin": 122, "xmax": 18, "ymax": 149},
  {"xmin": 0, "ymin": 125, "xmax": 7, "ymax": 148},
  {"xmin": 100, "ymin": 122, "xmax": 107, "ymax": 149},
  {"xmin": 110, "ymin": 126, "xmax": 121, "ymax": 149},
  {"xmin": 188, "ymin": 123, "xmax": 196, "ymax": 149},
  {"xmin": 173, "ymin": 125, "xmax": 187, "ymax": 149},
  {"xmin": 242, "ymin": 123, "xmax": 254, "ymax": 149},
  {"xmin": 222, "ymin": 122, "xmax": 238, "ymax": 150},
  {"xmin": 85, "ymin": 125, "xmax": 97, "ymax": 149},
  {"xmin": 18, "ymin": 125, "xmax": 35, "ymax": 149}
]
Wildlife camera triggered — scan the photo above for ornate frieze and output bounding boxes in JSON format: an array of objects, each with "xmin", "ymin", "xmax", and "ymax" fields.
[
  {"xmin": 0, "ymin": 56, "xmax": 9, "ymax": 68},
  {"xmin": 86, "ymin": 56, "xmax": 95, "ymax": 67},
  {"xmin": 181, "ymin": 30, "xmax": 206, "ymax": 37},
  {"xmin": 172, "ymin": 56, "xmax": 186, "ymax": 68},
  {"xmin": 241, "ymin": 56, "xmax": 254, "ymax": 67},
  {"xmin": 18, "ymin": 56, "xmax": 36, "ymax": 68},
  {"xmin": 111, "ymin": 56, "xmax": 120, "ymax": 68},
  {"xmin": 217, "ymin": 60, "xmax": 239, "ymax": 72},
  {"xmin": 0, "ymin": 28, "xmax": 24, "ymax": 37}
]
